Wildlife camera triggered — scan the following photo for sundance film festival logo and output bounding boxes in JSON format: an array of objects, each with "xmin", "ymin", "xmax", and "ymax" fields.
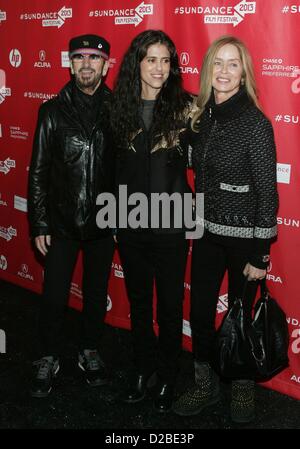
[
  {"xmin": 0, "ymin": 157, "xmax": 16, "ymax": 175},
  {"xmin": 112, "ymin": 262, "xmax": 124, "ymax": 278},
  {"xmin": 34, "ymin": 50, "xmax": 51, "ymax": 68},
  {"xmin": 20, "ymin": 6, "xmax": 72, "ymax": 28},
  {"xmin": 174, "ymin": 0, "xmax": 256, "ymax": 27},
  {"xmin": 89, "ymin": 1, "xmax": 154, "ymax": 27},
  {"xmin": 217, "ymin": 293, "xmax": 229, "ymax": 314},
  {"xmin": 0, "ymin": 69, "xmax": 11, "ymax": 104},
  {"xmin": 9, "ymin": 49, "xmax": 21, "ymax": 68},
  {"xmin": 23, "ymin": 91, "xmax": 56, "ymax": 102},
  {"xmin": 0, "ymin": 225, "xmax": 17, "ymax": 242}
]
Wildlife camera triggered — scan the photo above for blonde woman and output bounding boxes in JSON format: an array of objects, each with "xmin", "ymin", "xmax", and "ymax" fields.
[{"xmin": 173, "ymin": 36, "xmax": 278, "ymax": 423}]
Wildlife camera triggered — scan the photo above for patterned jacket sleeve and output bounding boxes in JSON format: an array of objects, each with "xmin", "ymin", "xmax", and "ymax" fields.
[{"xmin": 247, "ymin": 116, "xmax": 279, "ymax": 268}]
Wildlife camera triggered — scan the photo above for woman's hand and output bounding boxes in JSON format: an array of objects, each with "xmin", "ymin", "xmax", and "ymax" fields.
[{"xmin": 243, "ymin": 262, "xmax": 266, "ymax": 281}]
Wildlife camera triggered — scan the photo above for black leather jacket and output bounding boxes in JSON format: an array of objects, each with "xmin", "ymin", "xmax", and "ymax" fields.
[{"xmin": 28, "ymin": 81, "xmax": 114, "ymax": 240}]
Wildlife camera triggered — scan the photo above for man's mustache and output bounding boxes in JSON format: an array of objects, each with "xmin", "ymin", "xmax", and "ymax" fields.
[{"xmin": 79, "ymin": 68, "xmax": 95, "ymax": 73}]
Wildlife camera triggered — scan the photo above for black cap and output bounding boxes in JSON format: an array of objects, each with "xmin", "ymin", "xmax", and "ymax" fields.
[{"xmin": 69, "ymin": 34, "xmax": 110, "ymax": 60}]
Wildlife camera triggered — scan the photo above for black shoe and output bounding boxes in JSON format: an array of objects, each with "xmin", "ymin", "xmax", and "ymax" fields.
[
  {"xmin": 121, "ymin": 372, "xmax": 157, "ymax": 403},
  {"xmin": 30, "ymin": 356, "xmax": 60, "ymax": 398},
  {"xmin": 78, "ymin": 349, "xmax": 109, "ymax": 387},
  {"xmin": 153, "ymin": 382, "xmax": 174, "ymax": 413}
]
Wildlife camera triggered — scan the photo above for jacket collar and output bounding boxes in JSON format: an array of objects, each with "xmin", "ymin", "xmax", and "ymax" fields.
[
  {"xmin": 57, "ymin": 80, "xmax": 110, "ymax": 114},
  {"xmin": 206, "ymin": 86, "xmax": 251, "ymax": 122}
]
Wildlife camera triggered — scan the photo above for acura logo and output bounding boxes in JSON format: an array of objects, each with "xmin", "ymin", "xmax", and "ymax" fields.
[
  {"xmin": 39, "ymin": 50, "xmax": 46, "ymax": 61},
  {"xmin": 180, "ymin": 52, "xmax": 190, "ymax": 66},
  {"xmin": 21, "ymin": 263, "xmax": 28, "ymax": 274}
]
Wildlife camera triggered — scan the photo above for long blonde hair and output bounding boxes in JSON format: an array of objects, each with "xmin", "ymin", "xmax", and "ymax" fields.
[{"xmin": 191, "ymin": 35, "xmax": 260, "ymax": 131}]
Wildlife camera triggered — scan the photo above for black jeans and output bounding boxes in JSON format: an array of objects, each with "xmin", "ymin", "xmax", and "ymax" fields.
[
  {"xmin": 190, "ymin": 234, "xmax": 258, "ymax": 364},
  {"xmin": 118, "ymin": 230, "xmax": 189, "ymax": 384},
  {"xmin": 37, "ymin": 235, "xmax": 114, "ymax": 358}
]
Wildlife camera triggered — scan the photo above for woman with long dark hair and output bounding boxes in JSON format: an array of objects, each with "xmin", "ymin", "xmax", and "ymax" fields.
[{"xmin": 111, "ymin": 30, "xmax": 193, "ymax": 413}]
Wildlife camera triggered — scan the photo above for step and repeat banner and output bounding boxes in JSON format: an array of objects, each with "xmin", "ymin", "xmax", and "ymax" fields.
[{"xmin": 0, "ymin": 0, "xmax": 300, "ymax": 399}]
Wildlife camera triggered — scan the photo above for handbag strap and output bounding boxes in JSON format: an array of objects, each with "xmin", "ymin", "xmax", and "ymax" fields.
[
  {"xmin": 241, "ymin": 277, "xmax": 269, "ymax": 303},
  {"xmin": 259, "ymin": 278, "xmax": 269, "ymax": 300},
  {"xmin": 241, "ymin": 278, "xmax": 249, "ymax": 302}
]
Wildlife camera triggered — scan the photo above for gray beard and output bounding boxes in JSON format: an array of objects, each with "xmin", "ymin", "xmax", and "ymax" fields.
[{"xmin": 75, "ymin": 72, "xmax": 102, "ymax": 92}]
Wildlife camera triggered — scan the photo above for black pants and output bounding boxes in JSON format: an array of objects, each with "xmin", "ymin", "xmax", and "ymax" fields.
[
  {"xmin": 191, "ymin": 234, "xmax": 258, "ymax": 363},
  {"xmin": 118, "ymin": 231, "xmax": 189, "ymax": 384},
  {"xmin": 38, "ymin": 235, "xmax": 114, "ymax": 358}
]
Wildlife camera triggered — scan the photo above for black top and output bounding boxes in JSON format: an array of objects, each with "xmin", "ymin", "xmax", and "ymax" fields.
[
  {"xmin": 141, "ymin": 99, "xmax": 155, "ymax": 131},
  {"xmin": 73, "ymin": 83, "xmax": 103, "ymax": 136}
]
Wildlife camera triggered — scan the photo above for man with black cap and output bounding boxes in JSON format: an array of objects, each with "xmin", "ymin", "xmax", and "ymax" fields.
[{"xmin": 28, "ymin": 34, "xmax": 115, "ymax": 397}]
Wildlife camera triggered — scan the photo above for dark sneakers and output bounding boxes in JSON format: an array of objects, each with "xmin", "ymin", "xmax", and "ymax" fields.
[
  {"xmin": 78, "ymin": 349, "xmax": 109, "ymax": 387},
  {"xmin": 172, "ymin": 362, "xmax": 220, "ymax": 416},
  {"xmin": 30, "ymin": 356, "xmax": 60, "ymax": 398},
  {"xmin": 231, "ymin": 380, "xmax": 255, "ymax": 423}
]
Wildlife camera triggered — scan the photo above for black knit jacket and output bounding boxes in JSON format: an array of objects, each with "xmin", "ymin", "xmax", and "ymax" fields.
[{"xmin": 190, "ymin": 87, "xmax": 278, "ymax": 269}]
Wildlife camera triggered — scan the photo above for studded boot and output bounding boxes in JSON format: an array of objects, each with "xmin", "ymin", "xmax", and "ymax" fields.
[
  {"xmin": 172, "ymin": 361, "xmax": 220, "ymax": 416},
  {"xmin": 230, "ymin": 379, "xmax": 255, "ymax": 423}
]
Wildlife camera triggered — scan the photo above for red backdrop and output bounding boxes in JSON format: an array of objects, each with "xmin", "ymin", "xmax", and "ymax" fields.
[{"xmin": 1, "ymin": 0, "xmax": 300, "ymax": 400}]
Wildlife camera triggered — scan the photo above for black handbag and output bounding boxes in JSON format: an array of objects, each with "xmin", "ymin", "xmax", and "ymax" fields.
[{"xmin": 214, "ymin": 279, "xmax": 289, "ymax": 380}]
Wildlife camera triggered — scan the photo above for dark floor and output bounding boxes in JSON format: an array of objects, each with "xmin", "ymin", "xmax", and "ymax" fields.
[{"xmin": 0, "ymin": 279, "xmax": 300, "ymax": 433}]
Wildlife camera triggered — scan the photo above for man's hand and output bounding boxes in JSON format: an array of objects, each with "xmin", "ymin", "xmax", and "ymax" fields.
[
  {"xmin": 35, "ymin": 235, "xmax": 51, "ymax": 256},
  {"xmin": 243, "ymin": 262, "xmax": 266, "ymax": 281}
]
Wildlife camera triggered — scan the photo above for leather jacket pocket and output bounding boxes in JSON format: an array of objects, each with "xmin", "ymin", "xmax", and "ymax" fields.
[{"xmin": 55, "ymin": 128, "xmax": 84, "ymax": 163}]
